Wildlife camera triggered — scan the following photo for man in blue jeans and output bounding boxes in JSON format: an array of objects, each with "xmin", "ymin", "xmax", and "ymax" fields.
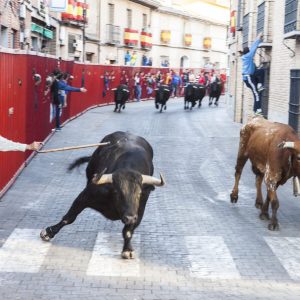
[{"xmin": 242, "ymin": 32, "xmax": 265, "ymax": 114}]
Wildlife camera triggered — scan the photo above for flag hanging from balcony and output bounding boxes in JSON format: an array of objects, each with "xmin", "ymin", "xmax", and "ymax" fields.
[
  {"xmin": 203, "ymin": 37, "xmax": 212, "ymax": 49},
  {"xmin": 124, "ymin": 28, "xmax": 139, "ymax": 47},
  {"xmin": 141, "ymin": 32, "xmax": 152, "ymax": 49},
  {"xmin": 61, "ymin": 0, "xmax": 74, "ymax": 20},
  {"xmin": 230, "ymin": 10, "xmax": 236, "ymax": 34},
  {"xmin": 184, "ymin": 34, "xmax": 192, "ymax": 46},
  {"xmin": 161, "ymin": 30, "xmax": 171, "ymax": 43}
]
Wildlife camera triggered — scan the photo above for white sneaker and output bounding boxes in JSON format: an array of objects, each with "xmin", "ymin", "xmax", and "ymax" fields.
[{"xmin": 257, "ymin": 83, "xmax": 265, "ymax": 92}]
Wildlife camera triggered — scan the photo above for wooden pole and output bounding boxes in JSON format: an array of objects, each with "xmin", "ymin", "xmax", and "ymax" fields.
[{"xmin": 37, "ymin": 142, "xmax": 111, "ymax": 153}]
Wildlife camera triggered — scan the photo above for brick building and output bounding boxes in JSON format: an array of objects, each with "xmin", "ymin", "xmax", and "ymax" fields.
[{"xmin": 228, "ymin": 0, "xmax": 300, "ymax": 131}]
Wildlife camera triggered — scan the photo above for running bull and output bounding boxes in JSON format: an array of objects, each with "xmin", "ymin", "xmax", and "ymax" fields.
[
  {"xmin": 155, "ymin": 84, "xmax": 171, "ymax": 113},
  {"xmin": 40, "ymin": 131, "xmax": 165, "ymax": 258},
  {"xmin": 184, "ymin": 83, "xmax": 206, "ymax": 110},
  {"xmin": 113, "ymin": 84, "xmax": 130, "ymax": 112},
  {"xmin": 231, "ymin": 116, "xmax": 300, "ymax": 230}
]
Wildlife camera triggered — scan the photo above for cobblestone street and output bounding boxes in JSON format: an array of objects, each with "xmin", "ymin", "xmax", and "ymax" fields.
[{"xmin": 1, "ymin": 97, "xmax": 300, "ymax": 299}]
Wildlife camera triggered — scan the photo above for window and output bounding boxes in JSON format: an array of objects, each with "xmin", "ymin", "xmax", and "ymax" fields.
[
  {"xmin": 236, "ymin": 0, "xmax": 244, "ymax": 30},
  {"xmin": 242, "ymin": 14, "xmax": 249, "ymax": 48},
  {"xmin": 284, "ymin": 0, "xmax": 298, "ymax": 33},
  {"xmin": 143, "ymin": 14, "xmax": 147, "ymax": 29},
  {"xmin": 31, "ymin": 36, "xmax": 39, "ymax": 51},
  {"xmin": 0, "ymin": 26, "xmax": 8, "ymax": 47},
  {"xmin": 257, "ymin": 2, "xmax": 265, "ymax": 35},
  {"xmin": 68, "ymin": 34, "xmax": 76, "ymax": 54},
  {"xmin": 108, "ymin": 3, "xmax": 114, "ymax": 25},
  {"xmin": 127, "ymin": 9, "xmax": 132, "ymax": 28},
  {"xmin": 289, "ymin": 69, "xmax": 300, "ymax": 132},
  {"xmin": 11, "ymin": 29, "xmax": 17, "ymax": 48}
]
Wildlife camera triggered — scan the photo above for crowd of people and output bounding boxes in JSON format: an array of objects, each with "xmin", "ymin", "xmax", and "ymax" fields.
[
  {"xmin": 0, "ymin": 66, "xmax": 225, "ymax": 153},
  {"xmin": 117, "ymin": 69, "xmax": 226, "ymax": 102}
]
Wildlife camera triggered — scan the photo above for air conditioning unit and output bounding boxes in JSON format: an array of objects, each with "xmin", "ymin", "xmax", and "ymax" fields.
[
  {"xmin": 19, "ymin": 4, "xmax": 26, "ymax": 19},
  {"xmin": 73, "ymin": 40, "xmax": 83, "ymax": 51}
]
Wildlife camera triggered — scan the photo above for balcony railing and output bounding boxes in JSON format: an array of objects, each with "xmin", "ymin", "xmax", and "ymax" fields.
[{"xmin": 106, "ymin": 24, "xmax": 120, "ymax": 45}]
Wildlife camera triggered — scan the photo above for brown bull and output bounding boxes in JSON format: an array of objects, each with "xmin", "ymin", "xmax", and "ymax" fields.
[{"xmin": 230, "ymin": 116, "xmax": 300, "ymax": 230}]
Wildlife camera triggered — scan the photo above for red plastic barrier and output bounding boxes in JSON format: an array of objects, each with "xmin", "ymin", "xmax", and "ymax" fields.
[{"xmin": 0, "ymin": 51, "xmax": 225, "ymax": 195}]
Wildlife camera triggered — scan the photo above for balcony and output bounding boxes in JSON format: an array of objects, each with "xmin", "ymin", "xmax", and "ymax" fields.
[
  {"xmin": 284, "ymin": 0, "xmax": 300, "ymax": 39},
  {"xmin": 106, "ymin": 24, "xmax": 120, "ymax": 45},
  {"xmin": 129, "ymin": 0, "xmax": 160, "ymax": 9}
]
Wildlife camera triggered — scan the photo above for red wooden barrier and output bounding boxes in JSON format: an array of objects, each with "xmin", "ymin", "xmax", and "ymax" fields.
[{"xmin": 0, "ymin": 51, "xmax": 226, "ymax": 196}]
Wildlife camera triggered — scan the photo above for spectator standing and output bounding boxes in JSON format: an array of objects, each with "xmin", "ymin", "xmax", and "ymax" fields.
[
  {"xmin": 171, "ymin": 72, "xmax": 182, "ymax": 98},
  {"xmin": 52, "ymin": 72, "xmax": 87, "ymax": 131},
  {"xmin": 155, "ymin": 71, "xmax": 162, "ymax": 88},
  {"xmin": 124, "ymin": 51, "xmax": 131, "ymax": 66},
  {"xmin": 142, "ymin": 55, "xmax": 148, "ymax": 66},
  {"xmin": 120, "ymin": 70, "xmax": 129, "ymax": 85},
  {"xmin": 134, "ymin": 72, "xmax": 142, "ymax": 102},
  {"xmin": 130, "ymin": 51, "xmax": 137, "ymax": 66},
  {"xmin": 102, "ymin": 71, "xmax": 109, "ymax": 97}
]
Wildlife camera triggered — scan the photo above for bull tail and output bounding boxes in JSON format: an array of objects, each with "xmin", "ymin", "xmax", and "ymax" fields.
[{"xmin": 68, "ymin": 156, "xmax": 91, "ymax": 171}]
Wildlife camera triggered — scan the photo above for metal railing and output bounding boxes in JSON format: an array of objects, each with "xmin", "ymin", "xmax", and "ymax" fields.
[{"xmin": 105, "ymin": 24, "xmax": 120, "ymax": 45}]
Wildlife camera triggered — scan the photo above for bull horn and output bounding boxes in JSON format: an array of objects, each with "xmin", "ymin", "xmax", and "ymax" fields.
[
  {"xmin": 142, "ymin": 173, "xmax": 165, "ymax": 186},
  {"xmin": 92, "ymin": 173, "xmax": 113, "ymax": 185},
  {"xmin": 279, "ymin": 141, "xmax": 295, "ymax": 149}
]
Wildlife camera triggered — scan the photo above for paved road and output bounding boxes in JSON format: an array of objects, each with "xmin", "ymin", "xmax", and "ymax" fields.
[{"xmin": 1, "ymin": 97, "xmax": 300, "ymax": 300}]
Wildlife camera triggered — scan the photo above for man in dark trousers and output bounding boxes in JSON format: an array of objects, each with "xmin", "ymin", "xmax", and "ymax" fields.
[{"xmin": 242, "ymin": 32, "xmax": 265, "ymax": 115}]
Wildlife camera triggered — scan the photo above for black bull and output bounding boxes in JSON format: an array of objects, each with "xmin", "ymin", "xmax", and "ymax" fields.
[
  {"xmin": 155, "ymin": 84, "xmax": 171, "ymax": 112},
  {"xmin": 40, "ymin": 131, "xmax": 165, "ymax": 259},
  {"xmin": 208, "ymin": 81, "xmax": 222, "ymax": 106},
  {"xmin": 113, "ymin": 84, "xmax": 130, "ymax": 112},
  {"xmin": 184, "ymin": 83, "xmax": 206, "ymax": 110}
]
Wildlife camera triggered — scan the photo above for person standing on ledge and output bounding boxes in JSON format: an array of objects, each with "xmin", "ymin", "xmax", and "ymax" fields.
[{"xmin": 242, "ymin": 32, "xmax": 265, "ymax": 115}]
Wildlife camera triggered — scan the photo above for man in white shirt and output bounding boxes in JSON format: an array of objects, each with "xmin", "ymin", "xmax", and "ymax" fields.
[{"xmin": 0, "ymin": 136, "xmax": 43, "ymax": 152}]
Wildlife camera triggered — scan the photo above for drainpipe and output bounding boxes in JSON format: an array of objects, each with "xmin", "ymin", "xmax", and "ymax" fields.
[{"xmin": 98, "ymin": 0, "xmax": 102, "ymax": 64}]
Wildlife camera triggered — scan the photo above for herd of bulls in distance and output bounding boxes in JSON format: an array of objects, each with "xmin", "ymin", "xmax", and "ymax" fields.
[{"xmin": 112, "ymin": 82, "xmax": 223, "ymax": 113}]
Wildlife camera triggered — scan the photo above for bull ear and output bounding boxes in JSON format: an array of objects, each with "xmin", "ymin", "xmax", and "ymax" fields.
[{"xmin": 142, "ymin": 173, "xmax": 165, "ymax": 187}]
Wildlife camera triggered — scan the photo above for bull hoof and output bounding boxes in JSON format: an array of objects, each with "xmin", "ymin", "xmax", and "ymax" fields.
[
  {"xmin": 255, "ymin": 201, "xmax": 263, "ymax": 209},
  {"xmin": 209, "ymin": 102, "xmax": 212, "ymax": 106},
  {"xmin": 259, "ymin": 212, "xmax": 270, "ymax": 220},
  {"xmin": 164, "ymin": 105, "xmax": 167, "ymax": 110},
  {"xmin": 121, "ymin": 250, "xmax": 135, "ymax": 259},
  {"xmin": 114, "ymin": 109, "xmax": 117, "ymax": 112},
  {"xmin": 268, "ymin": 223, "xmax": 279, "ymax": 231},
  {"xmin": 155, "ymin": 104, "xmax": 159, "ymax": 109},
  {"xmin": 122, "ymin": 105, "xmax": 125, "ymax": 109},
  {"xmin": 40, "ymin": 229, "xmax": 52, "ymax": 242},
  {"xmin": 230, "ymin": 193, "xmax": 238, "ymax": 203}
]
